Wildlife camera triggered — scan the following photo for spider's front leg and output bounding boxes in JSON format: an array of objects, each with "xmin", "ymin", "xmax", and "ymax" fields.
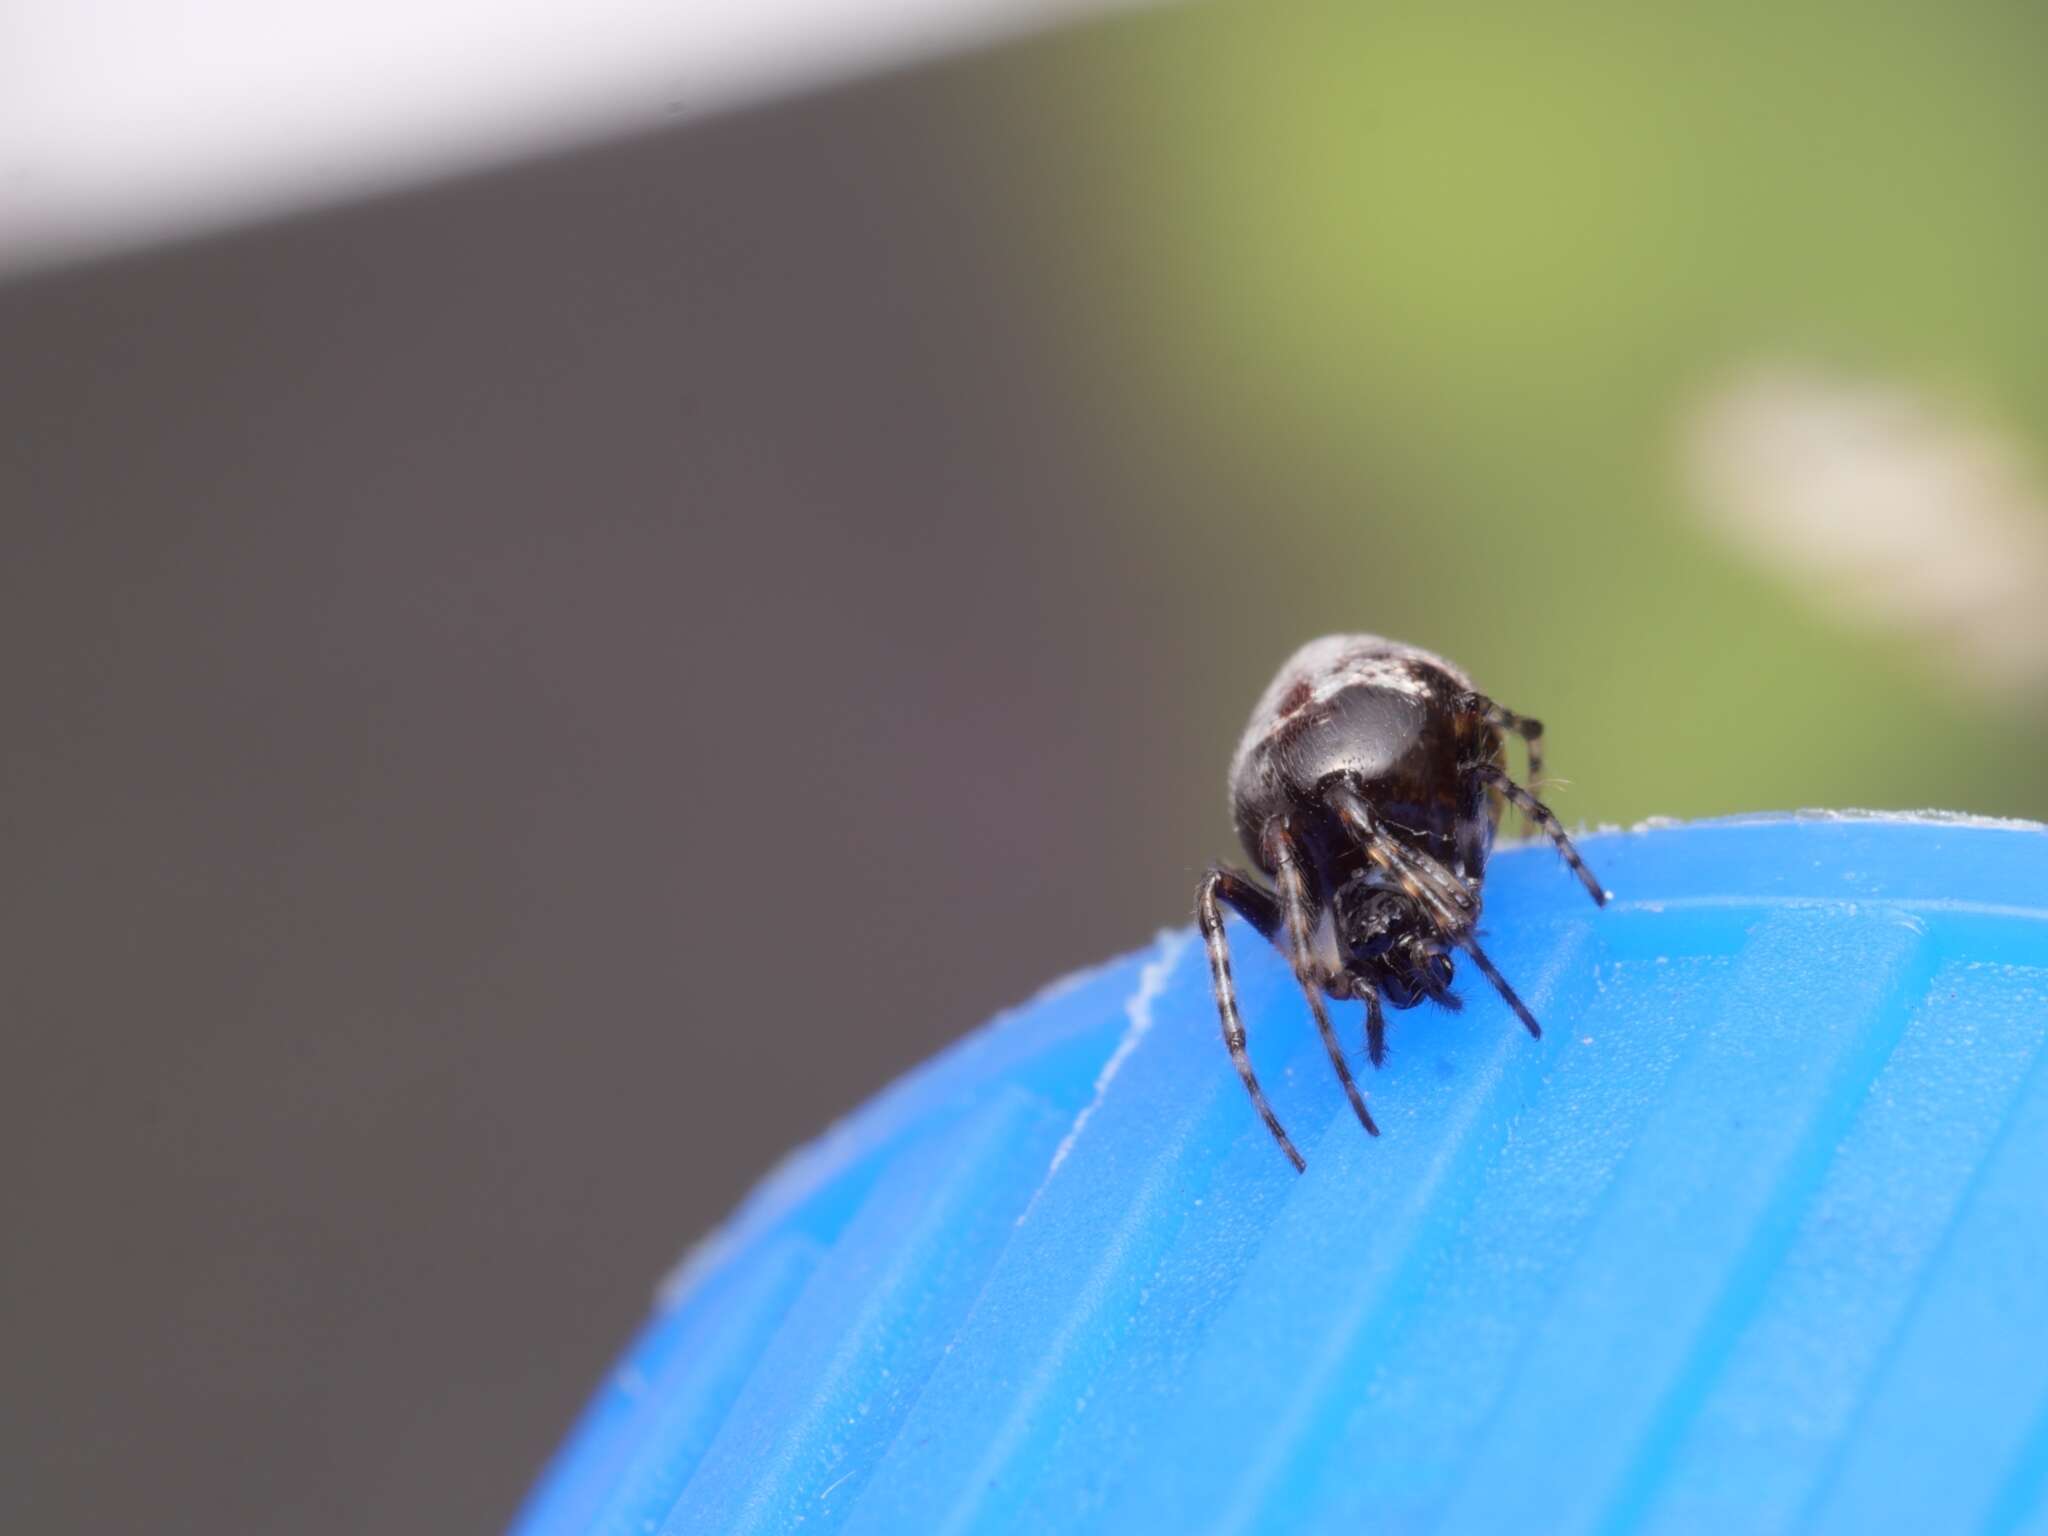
[
  {"xmin": 1325, "ymin": 778, "xmax": 1546, "ymax": 1041},
  {"xmin": 1262, "ymin": 823, "xmax": 1379, "ymax": 1140},
  {"xmin": 1196, "ymin": 865, "xmax": 1306, "ymax": 1171},
  {"xmin": 1361, "ymin": 982, "xmax": 1388, "ymax": 1069},
  {"xmin": 1324, "ymin": 780, "xmax": 1475, "ymax": 937},
  {"xmin": 1457, "ymin": 936, "xmax": 1544, "ymax": 1040}
]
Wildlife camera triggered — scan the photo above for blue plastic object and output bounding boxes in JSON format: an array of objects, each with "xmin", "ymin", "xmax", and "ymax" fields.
[{"xmin": 512, "ymin": 813, "xmax": 2048, "ymax": 1535}]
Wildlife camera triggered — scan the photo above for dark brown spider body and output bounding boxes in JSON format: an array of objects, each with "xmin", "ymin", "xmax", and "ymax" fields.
[
  {"xmin": 1197, "ymin": 634, "xmax": 1607, "ymax": 1171},
  {"xmin": 1230, "ymin": 637, "xmax": 1503, "ymax": 894}
]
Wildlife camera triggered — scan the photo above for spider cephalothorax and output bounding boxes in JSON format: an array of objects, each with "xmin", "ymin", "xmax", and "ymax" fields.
[
  {"xmin": 1195, "ymin": 634, "xmax": 1608, "ymax": 1171},
  {"xmin": 1330, "ymin": 877, "xmax": 1457, "ymax": 1010}
]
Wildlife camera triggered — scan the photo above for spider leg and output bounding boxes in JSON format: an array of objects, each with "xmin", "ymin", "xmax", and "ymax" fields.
[
  {"xmin": 1458, "ymin": 690, "xmax": 1545, "ymax": 787},
  {"xmin": 1265, "ymin": 824, "xmax": 1379, "ymax": 1139},
  {"xmin": 1363, "ymin": 983, "xmax": 1388, "ymax": 1069},
  {"xmin": 1196, "ymin": 865, "xmax": 1305, "ymax": 1171},
  {"xmin": 1470, "ymin": 761, "xmax": 1608, "ymax": 907},
  {"xmin": 1324, "ymin": 781, "xmax": 1476, "ymax": 937},
  {"xmin": 1458, "ymin": 691, "xmax": 1546, "ymax": 835},
  {"xmin": 1458, "ymin": 933, "xmax": 1543, "ymax": 1040}
]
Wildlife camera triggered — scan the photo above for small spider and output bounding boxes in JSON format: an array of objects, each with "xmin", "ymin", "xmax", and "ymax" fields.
[{"xmin": 1196, "ymin": 635, "xmax": 1608, "ymax": 1170}]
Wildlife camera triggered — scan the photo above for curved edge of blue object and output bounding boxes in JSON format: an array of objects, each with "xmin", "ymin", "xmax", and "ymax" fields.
[{"xmin": 512, "ymin": 811, "xmax": 2048, "ymax": 1536}]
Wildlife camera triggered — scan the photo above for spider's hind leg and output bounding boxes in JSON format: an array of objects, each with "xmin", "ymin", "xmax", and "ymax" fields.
[
  {"xmin": 1458, "ymin": 691, "xmax": 1549, "ymax": 837},
  {"xmin": 1470, "ymin": 761, "xmax": 1608, "ymax": 907},
  {"xmin": 1458, "ymin": 690, "xmax": 1546, "ymax": 790}
]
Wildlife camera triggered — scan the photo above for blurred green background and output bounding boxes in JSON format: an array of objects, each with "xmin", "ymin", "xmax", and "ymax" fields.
[{"xmin": 982, "ymin": 0, "xmax": 2048, "ymax": 825}]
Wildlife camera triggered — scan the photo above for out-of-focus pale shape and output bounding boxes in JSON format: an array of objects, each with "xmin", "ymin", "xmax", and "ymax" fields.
[
  {"xmin": 0, "ymin": 0, "xmax": 1147, "ymax": 279},
  {"xmin": 1686, "ymin": 366, "xmax": 2048, "ymax": 699}
]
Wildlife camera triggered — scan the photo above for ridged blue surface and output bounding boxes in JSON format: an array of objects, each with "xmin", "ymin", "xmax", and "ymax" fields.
[{"xmin": 512, "ymin": 814, "xmax": 2048, "ymax": 1535}]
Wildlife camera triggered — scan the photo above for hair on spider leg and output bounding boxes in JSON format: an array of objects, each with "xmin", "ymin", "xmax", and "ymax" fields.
[{"xmin": 1194, "ymin": 635, "xmax": 1609, "ymax": 1169}]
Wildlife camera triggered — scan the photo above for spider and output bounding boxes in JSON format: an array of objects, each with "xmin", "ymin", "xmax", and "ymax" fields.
[{"xmin": 1195, "ymin": 634, "xmax": 1608, "ymax": 1170}]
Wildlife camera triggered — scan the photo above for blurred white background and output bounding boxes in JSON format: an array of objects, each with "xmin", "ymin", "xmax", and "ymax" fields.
[{"xmin": 0, "ymin": 0, "xmax": 1139, "ymax": 275}]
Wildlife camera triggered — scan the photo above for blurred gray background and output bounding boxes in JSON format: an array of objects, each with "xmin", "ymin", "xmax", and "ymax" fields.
[
  {"xmin": 0, "ymin": 41, "xmax": 1224, "ymax": 1536},
  {"xmin": 9, "ymin": 1, "xmax": 2048, "ymax": 1530}
]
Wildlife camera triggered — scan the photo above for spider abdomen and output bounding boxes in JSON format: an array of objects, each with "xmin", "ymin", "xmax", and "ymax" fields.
[{"xmin": 1230, "ymin": 642, "xmax": 1500, "ymax": 881}]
